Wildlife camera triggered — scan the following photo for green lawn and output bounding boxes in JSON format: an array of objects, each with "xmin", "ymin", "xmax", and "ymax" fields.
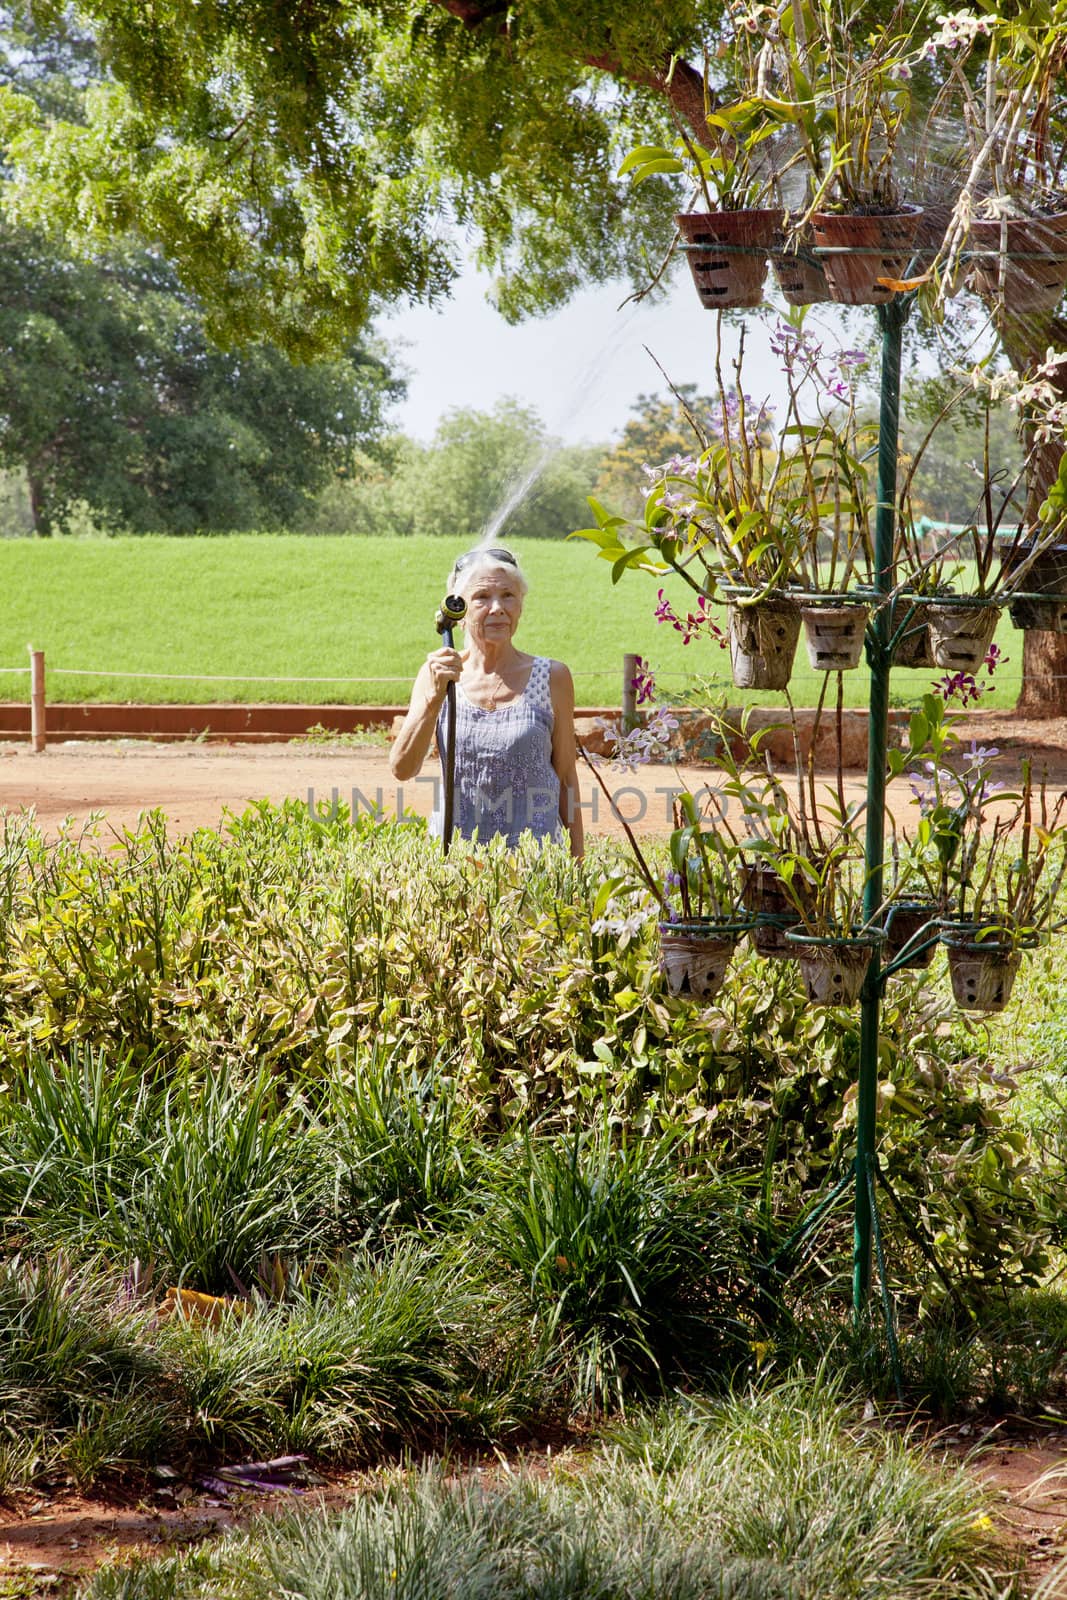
[{"xmin": 0, "ymin": 534, "xmax": 1022, "ymax": 708}]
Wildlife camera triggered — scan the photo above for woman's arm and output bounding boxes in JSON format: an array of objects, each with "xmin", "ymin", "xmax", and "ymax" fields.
[
  {"xmin": 549, "ymin": 660, "xmax": 584, "ymax": 860},
  {"xmin": 389, "ymin": 649, "xmax": 462, "ymax": 781}
]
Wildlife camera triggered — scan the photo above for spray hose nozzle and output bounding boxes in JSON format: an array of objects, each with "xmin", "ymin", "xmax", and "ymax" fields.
[{"xmin": 436, "ymin": 594, "xmax": 467, "ymax": 631}]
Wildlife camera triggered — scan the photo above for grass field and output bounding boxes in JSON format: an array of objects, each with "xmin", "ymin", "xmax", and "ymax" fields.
[{"xmin": 0, "ymin": 534, "xmax": 1022, "ymax": 709}]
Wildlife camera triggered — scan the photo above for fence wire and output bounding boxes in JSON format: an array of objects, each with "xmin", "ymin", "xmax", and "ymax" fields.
[{"xmin": 1, "ymin": 664, "xmax": 689, "ymax": 685}]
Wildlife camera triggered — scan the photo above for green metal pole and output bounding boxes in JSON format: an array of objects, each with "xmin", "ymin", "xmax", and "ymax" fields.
[{"xmin": 854, "ymin": 296, "xmax": 909, "ymax": 1315}]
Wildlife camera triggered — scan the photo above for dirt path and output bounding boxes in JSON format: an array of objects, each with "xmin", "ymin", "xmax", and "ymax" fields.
[{"xmin": 2, "ymin": 709, "xmax": 1064, "ymax": 840}]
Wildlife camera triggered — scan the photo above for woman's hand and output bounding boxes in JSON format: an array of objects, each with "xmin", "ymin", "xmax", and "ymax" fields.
[
  {"xmin": 425, "ymin": 646, "xmax": 463, "ymax": 701},
  {"xmin": 389, "ymin": 649, "xmax": 464, "ymax": 782}
]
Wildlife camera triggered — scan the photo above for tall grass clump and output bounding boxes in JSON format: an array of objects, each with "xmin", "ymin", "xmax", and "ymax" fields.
[
  {"xmin": 81, "ymin": 1379, "xmax": 1020, "ymax": 1600},
  {"xmin": 482, "ymin": 1126, "xmax": 754, "ymax": 1409},
  {"xmin": 0, "ymin": 1045, "xmax": 153, "ymax": 1248},
  {"xmin": 161, "ymin": 1236, "xmax": 547, "ymax": 1459},
  {"xmin": 0, "ymin": 1256, "xmax": 170, "ymax": 1490},
  {"xmin": 0, "ymin": 1052, "xmax": 329, "ymax": 1291},
  {"xmin": 326, "ymin": 1048, "xmax": 486, "ymax": 1235}
]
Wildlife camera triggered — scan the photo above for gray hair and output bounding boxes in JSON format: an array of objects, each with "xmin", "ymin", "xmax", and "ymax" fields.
[{"xmin": 448, "ymin": 545, "xmax": 529, "ymax": 603}]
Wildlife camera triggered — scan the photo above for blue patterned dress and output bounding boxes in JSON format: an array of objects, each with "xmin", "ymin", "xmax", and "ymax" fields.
[{"xmin": 431, "ymin": 655, "xmax": 563, "ymax": 847}]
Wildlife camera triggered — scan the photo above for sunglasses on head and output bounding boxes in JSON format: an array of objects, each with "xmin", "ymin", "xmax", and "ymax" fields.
[{"xmin": 454, "ymin": 547, "xmax": 518, "ymax": 571}]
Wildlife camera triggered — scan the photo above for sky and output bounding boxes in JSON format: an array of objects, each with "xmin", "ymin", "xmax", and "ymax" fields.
[{"xmin": 381, "ymin": 262, "xmax": 820, "ymax": 448}]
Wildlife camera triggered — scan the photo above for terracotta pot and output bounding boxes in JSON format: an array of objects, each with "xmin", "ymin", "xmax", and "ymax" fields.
[
  {"xmin": 658, "ymin": 920, "xmax": 737, "ymax": 1000},
  {"xmin": 810, "ymin": 207, "xmax": 922, "ymax": 305},
  {"xmin": 800, "ymin": 604, "xmax": 869, "ymax": 671},
  {"xmin": 727, "ymin": 596, "xmax": 801, "ymax": 690},
  {"xmin": 968, "ymin": 212, "xmax": 1067, "ymax": 316},
  {"xmin": 676, "ymin": 209, "xmax": 782, "ymax": 310},
  {"xmin": 1004, "ymin": 542, "xmax": 1067, "ymax": 633},
  {"xmin": 884, "ymin": 901, "xmax": 938, "ymax": 970},
  {"xmin": 892, "ymin": 602, "xmax": 934, "ymax": 668},
  {"xmin": 926, "ymin": 602, "xmax": 1000, "ymax": 672},
  {"xmin": 740, "ymin": 861, "xmax": 802, "ymax": 959},
  {"xmin": 1010, "ymin": 596, "xmax": 1067, "ymax": 632},
  {"xmin": 769, "ymin": 228, "xmax": 829, "ymax": 305}
]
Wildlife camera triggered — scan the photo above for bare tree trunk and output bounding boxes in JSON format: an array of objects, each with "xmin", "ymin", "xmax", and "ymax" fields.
[
  {"xmin": 26, "ymin": 470, "xmax": 53, "ymax": 538},
  {"xmin": 993, "ymin": 307, "xmax": 1067, "ymax": 716}
]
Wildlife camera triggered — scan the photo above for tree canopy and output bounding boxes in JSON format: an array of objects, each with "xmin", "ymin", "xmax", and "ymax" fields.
[
  {"xmin": 0, "ymin": 224, "xmax": 402, "ymax": 534},
  {"xmin": 0, "ymin": 0, "xmax": 713, "ymax": 355}
]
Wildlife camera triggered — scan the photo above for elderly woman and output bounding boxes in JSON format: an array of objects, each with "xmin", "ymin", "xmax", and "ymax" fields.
[{"xmin": 390, "ymin": 546, "xmax": 584, "ymax": 857}]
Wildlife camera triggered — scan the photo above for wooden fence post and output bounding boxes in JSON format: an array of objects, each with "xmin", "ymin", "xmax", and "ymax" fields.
[
  {"xmin": 622, "ymin": 652, "xmax": 638, "ymax": 729},
  {"xmin": 29, "ymin": 646, "xmax": 45, "ymax": 752}
]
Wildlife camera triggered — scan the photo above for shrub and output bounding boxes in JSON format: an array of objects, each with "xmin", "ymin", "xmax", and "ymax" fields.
[{"xmin": 0, "ymin": 804, "xmax": 1056, "ymax": 1315}]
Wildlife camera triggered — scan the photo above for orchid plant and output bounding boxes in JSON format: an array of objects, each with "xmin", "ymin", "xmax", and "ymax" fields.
[
  {"xmin": 896, "ymin": 691, "xmax": 1067, "ymax": 945},
  {"xmin": 572, "ymin": 313, "xmax": 876, "ymax": 602},
  {"xmin": 617, "ymin": 7, "xmax": 793, "ymax": 217},
  {"xmin": 927, "ymin": 4, "xmax": 1067, "ymax": 252},
  {"xmin": 619, "ymin": 101, "xmax": 782, "ymax": 214},
  {"xmin": 737, "ymin": 0, "xmax": 921, "ymax": 215},
  {"xmin": 581, "ymin": 704, "xmax": 761, "ymax": 938},
  {"xmin": 896, "ymin": 381, "xmax": 1067, "ymax": 600}
]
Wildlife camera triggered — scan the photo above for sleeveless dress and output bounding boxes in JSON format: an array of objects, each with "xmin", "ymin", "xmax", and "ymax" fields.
[{"xmin": 430, "ymin": 656, "xmax": 563, "ymax": 847}]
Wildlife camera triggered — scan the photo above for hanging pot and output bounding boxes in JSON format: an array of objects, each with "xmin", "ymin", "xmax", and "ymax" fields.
[
  {"xmin": 676, "ymin": 209, "xmax": 782, "ymax": 311},
  {"xmin": 925, "ymin": 602, "xmax": 1000, "ymax": 672},
  {"xmin": 810, "ymin": 206, "xmax": 922, "ymax": 305},
  {"xmin": 1005, "ymin": 542, "xmax": 1067, "ymax": 633},
  {"xmin": 1010, "ymin": 597, "xmax": 1067, "ymax": 633},
  {"xmin": 892, "ymin": 602, "xmax": 934, "ymax": 667},
  {"xmin": 939, "ymin": 926, "xmax": 1021, "ymax": 1013},
  {"xmin": 727, "ymin": 596, "xmax": 801, "ymax": 690},
  {"xmin": 968, "ymin": 213, "xmax": 1067, "ymax": 317},
  {"xmin": 800, "ymin": 604, "xmax": 869, "ymax": 671},
  {"xmin": 769, "ymin": 227, "xmax": 829, "ymax": 305},
  {"xmin": 657, "ymin": 920, "xmax": 737, "ymax": 1000},
  {"xmin": 740, "ymin": 860, "xmax": 803, "ymax": 958},
  {"xmin": 884, "ymin": 901, "xmax": 938, "ymax": 970},
  {"xmin": 785, "ymin": 928, "xmax": 881, "ymax": 1007}
]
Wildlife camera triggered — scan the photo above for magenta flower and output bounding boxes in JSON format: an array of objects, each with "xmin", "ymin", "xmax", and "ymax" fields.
[
  {"xmin": 631, "ymin": 656, "xmax": 657, "ymax": 705},
  {"xmin": 653, "ymin": 591, "xmax": 725, "ymax": 648},
  {"xmin": 934, "ymin": 669, "xmax": 985, "ymax": 706}
]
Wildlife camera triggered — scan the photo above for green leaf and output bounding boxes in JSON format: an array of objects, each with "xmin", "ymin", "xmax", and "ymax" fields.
[
  {"xmin": 568, "ymin": 526, "xmax": 621, "ymax": 550},
  {"xmin": 617, "ymin": 144, "xmax": 675, "ymax": 174}
]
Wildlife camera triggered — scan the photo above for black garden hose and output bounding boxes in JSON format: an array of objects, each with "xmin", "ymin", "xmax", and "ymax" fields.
[{"xmin": 435, "ymin": 593, "xmax": 466, "ymax": 854}]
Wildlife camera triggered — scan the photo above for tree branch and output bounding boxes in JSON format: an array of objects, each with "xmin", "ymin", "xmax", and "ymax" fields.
[
  {"xmin": 426, "ymin": 1, "xmax": 713, "ymax": 145},
  {"xmin": 584, "ymin": 51, "xmax": 712, "ymax": 146}
]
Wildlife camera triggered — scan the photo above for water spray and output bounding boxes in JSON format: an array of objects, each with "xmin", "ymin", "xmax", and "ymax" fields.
[{"xmin": 435, "ymin": 593, "xmax": 467, "ymax": 854}]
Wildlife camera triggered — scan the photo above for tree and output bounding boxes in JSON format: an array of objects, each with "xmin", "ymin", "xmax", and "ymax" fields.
[
  {"xmin": 301, "ymin": 399, "xmax": 604, "ymax": 539},
  {"xmin": 0, "ymin": 0, "xmax": 706, "ymax": 354},
  {"xmin": 0, "ymin": 225, "xmax": 403, "ymax": 533}
]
